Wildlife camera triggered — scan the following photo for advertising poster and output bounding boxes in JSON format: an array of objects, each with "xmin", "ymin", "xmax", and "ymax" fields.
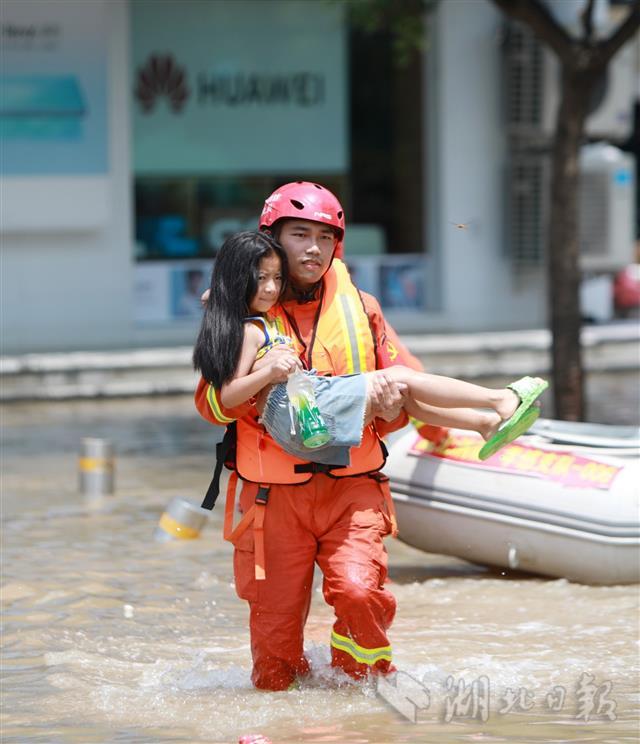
[
  {"xmin": 134, "ymin": 254, "xmax": 425, "ymax": 326},
  {"xmin": 131, "ymin": 0, "xmax": 346, "ymax": 175},
  {"xmin": 134, "ymin": 261, "xmax": 211, "ymax": 324},
  {"xmin": 345, "ymin": 257, "xmax": 379, "ymax": 297},
  {"xmin": 170, "ymin": 265, "xmax": 210, "ymax": 319},
  {"xmin": 379, "ymin": 258, "xmax": 425, "ymax": 309},
  {"xmin": 347, "ymin": 255, "xmax": 427, "ymax": 310},
  {"xmin": 1, "ymin": 0, "xmax": 108, "ymax": 175}
]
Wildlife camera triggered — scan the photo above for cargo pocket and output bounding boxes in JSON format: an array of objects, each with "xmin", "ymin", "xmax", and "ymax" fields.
[
  {"xmin": 233, "ymin": 526, "xmax": 258, "ymax": 603},
  {"xmin": 372, "ymin": 474, "xmax": 397, "ymax": 539}
]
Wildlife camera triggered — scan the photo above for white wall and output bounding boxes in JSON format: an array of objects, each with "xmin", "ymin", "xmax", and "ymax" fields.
[
  {"xmin": 420, "ymin": 0, "xmax": 547, "ymax": 332},
  {"xmin": 1, "ymin": 0, "xmax": 134, "ymax": 353},
  {"xmin": 0, "ymin": 0, "xmax": 550, "ymax": 354}
]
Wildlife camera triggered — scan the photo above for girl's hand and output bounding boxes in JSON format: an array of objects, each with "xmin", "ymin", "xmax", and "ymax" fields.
[
  {"xmin": 269, "ymin": 355, "xmax": 300, "ymax": 383},
  {"xmin": 252, "ymin": 345, "xmax": 301, "ymax": 374}
]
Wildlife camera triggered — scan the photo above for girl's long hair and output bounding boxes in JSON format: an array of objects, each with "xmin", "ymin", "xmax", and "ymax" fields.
[{"xmin": 193, "ymin": 230, "xmax": 288, "ymax": 387}]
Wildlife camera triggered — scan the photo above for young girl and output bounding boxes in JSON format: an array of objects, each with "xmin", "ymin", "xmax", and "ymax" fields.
[{"xmin": 193, "ymin": 231, "xmax": 547, "ymax": 464}]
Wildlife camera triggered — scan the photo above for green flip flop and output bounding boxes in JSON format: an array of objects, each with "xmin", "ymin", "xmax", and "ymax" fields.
[{"xmin": 478, "ymin": 376, "xmax": 548, "ymax": 461}]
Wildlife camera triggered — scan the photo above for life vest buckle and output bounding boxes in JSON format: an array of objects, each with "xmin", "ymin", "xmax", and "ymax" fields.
[{"xmin": 255, "ymin": 485, "xmax": 270, "ymax": 505}]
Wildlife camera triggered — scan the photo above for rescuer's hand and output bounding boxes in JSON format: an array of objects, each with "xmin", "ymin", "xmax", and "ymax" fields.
[{"xmin": 367, "ymin": 372, "xmax": 408, "ymax": 423}]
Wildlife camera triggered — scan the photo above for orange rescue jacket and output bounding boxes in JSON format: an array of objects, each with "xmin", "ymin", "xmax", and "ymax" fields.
[
  {"xmin": 236, "ymin": 259, "xmax": 383, "ymax": 483},
  {"xmin": 195, "ymin": 259, "xmax": 449, "ymax": 484}
]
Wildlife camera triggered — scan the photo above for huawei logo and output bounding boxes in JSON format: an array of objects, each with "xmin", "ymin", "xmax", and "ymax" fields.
[{"xmin": 134, "ymin": 54, "xmax": 190, "ymax": 113}]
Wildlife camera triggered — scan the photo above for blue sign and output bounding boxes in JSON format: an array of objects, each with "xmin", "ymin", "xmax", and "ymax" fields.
[{"xmin": 1, "ymin": 1, "xmax": 108, "ymax": 175}]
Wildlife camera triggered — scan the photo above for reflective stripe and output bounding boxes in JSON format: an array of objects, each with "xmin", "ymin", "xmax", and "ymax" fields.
[
  {"xmin": 330, "ymin": 630, "xmax": 392, "ymax": 665},
  {"xmin": 78, "ymin": 457, "xmax": 113, "ymax": 472},
  {"xmin": 346, "ymin": 292, "xmax": 369, "ymax": 372},
  {"xmin": 337, "ymin": 294, "xmax": 359, "ymax": 373},
  {"xmin": 337, "ymin": 293, "xmax": 369, "ymax": 374},
  {"xmin": 158, "ymin": 513, "xmax": 200, "ymax": 539},
  {"xmin": 330, "ymin": 261, "xmax": 371, "ymax": 374},
  {"xmin": 207, "ymin": 384, "xmax": 235, "ymax": 424},
  {"xmin": 279, "ymin": 259, "xmax": 376, "ymax": 377}
]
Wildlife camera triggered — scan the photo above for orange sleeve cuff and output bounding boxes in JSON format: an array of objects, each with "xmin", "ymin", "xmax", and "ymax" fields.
[{"xmin": 194, "ymin": 377, "xmax": 253, "ymax": 425}]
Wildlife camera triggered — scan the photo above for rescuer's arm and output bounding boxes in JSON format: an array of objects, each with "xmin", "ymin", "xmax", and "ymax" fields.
[
  {"xmin": 361, "ymin": 292, "xmax": 411, "ymax": 434},
  {"xmin": 361, "ymin": 290, "xmax": 451, "ymax": 445},
  {"xmin": 361, "ymin": 291, "xmax": 424, "ymax": 372}
]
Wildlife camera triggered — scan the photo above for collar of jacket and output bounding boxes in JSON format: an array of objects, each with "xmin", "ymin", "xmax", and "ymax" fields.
[{"xmin": 287, "ymin": 280, "xmax": 322, "ymax": 304}]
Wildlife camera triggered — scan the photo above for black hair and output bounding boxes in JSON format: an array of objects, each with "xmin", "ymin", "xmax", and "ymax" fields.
[{"xmin": 193, "ymin": 230, "xmax": 288, "ymax": 387}]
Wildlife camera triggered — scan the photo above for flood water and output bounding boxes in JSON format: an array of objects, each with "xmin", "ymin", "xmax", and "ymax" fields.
[{"xmin": 2, "ymin": 372, "xmax": 639, "ymax": 743}]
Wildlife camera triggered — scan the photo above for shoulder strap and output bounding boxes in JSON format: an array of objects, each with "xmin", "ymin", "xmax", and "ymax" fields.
[{"xmin": 244, "ymin": 315, "xmax": 269, "ymax": 347}]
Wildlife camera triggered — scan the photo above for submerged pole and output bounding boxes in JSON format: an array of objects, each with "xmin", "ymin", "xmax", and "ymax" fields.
[{"xmin": 79, "ymin": 438, "xmax": 115, "ymax": 498}]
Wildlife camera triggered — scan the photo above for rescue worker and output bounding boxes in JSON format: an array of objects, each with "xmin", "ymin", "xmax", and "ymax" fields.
[{"xmin": 195, "ymin": 181, "xmax": 446, "ymax": 691}]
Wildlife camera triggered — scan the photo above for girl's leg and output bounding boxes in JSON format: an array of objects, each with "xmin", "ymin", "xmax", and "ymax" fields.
[
  {"xmin": 403, "ymin": 399, "xmax": 501, "ymax": 441},
  {"xmin": 370, "ymin": 366, "xmax": 521, "ymax": 421}
]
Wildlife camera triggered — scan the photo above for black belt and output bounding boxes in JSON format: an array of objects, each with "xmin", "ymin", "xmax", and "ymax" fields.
[{"xmin": 293, "ymin": 462, "xmax": 347, "ymax": 474}]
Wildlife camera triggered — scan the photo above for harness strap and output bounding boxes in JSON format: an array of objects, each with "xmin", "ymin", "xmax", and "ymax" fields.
[
  {"xmin": 379, "ymin": 438, "xmax": 389, "ymax": 459},
  {"xmin": 222, "ymin": 472, "xmax": 270, "ymax": 582},
  {"xmin": 201, "ymin": 422, "xmax": 237, "ymax": 510},
  {"xmin": 223, "ymin": 471, "xmax": 247, "ymax": 542},
  {"xmin": 252, "ymin": 486, "xmax": 270, "ymax": 581},
  {"xmin": 253, "ymin": 500, "xmax": 267, "ymax": 581}
]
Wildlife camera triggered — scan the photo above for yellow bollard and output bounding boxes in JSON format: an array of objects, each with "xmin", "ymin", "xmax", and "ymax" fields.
[
  {"xmin": 154, "ymin": 496, "xmax": 209, "ymax": 542},
  {"xmin": 79, "ymin": 438, "xmax": 115, "ymax": 497}
]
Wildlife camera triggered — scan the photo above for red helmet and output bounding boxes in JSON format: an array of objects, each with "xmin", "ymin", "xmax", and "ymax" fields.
[{"xmin": 259, "ymin": 181, "xmax": 346, "ymax": 258}]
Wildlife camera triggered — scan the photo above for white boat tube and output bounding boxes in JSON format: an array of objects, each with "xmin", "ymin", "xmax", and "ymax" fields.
[{"xmin": 385, "ymin": 421, "xmax": 640, "ymax": 585}]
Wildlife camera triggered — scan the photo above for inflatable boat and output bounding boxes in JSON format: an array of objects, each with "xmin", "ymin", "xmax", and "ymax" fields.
[{"xmin": 385, "ymin": 419, "xmax": 640, "ymax": 585}]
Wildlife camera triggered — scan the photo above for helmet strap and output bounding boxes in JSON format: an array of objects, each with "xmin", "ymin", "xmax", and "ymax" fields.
[{"xmin": 288, "ymin": 279, "xmax": 322, "ymax": 304}]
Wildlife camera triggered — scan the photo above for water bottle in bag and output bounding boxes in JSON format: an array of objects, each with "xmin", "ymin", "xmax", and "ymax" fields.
[{"xmin": 286, "ymin": 368, "xmax": 331, "ymax": 448}]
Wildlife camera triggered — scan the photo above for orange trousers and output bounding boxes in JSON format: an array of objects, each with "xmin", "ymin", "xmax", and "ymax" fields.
[{"xmin": 233, "ymin": 473, "xmax": 397, "ymax": 691}]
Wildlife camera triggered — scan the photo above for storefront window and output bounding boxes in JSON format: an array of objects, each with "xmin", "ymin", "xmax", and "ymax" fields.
[
  {"xmin": 131, "ymin": 0, "xmax": 427, "ymax": 321},
  {"xmin": 134, "ymin": 174, "xmax": 346, "ymax": 260}
]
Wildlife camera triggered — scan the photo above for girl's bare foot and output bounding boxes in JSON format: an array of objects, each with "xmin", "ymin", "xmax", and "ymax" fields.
[
  {"xmin": 478, "ymin": 411, "xmax": 502, "ymax": 441},
  {"xmin": 494, "ymin": 388, "xmax": 520, "ymax": 422},
  {"xmin": 489, "ymin": 376, "xmax": 546, "ymax": 435}
]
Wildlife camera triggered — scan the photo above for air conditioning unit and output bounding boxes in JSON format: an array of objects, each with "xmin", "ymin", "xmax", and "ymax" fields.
[
  {"xmin": 504, "ymin": 20, "xmax": 638, "ymax": 141},
  {"xmin": 506, "ymin": 144, "xmax": 636, "ymax": 272},
  {"xmin": 579, "ymin": 143, "xmax": 636, "ymax": 272}
]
